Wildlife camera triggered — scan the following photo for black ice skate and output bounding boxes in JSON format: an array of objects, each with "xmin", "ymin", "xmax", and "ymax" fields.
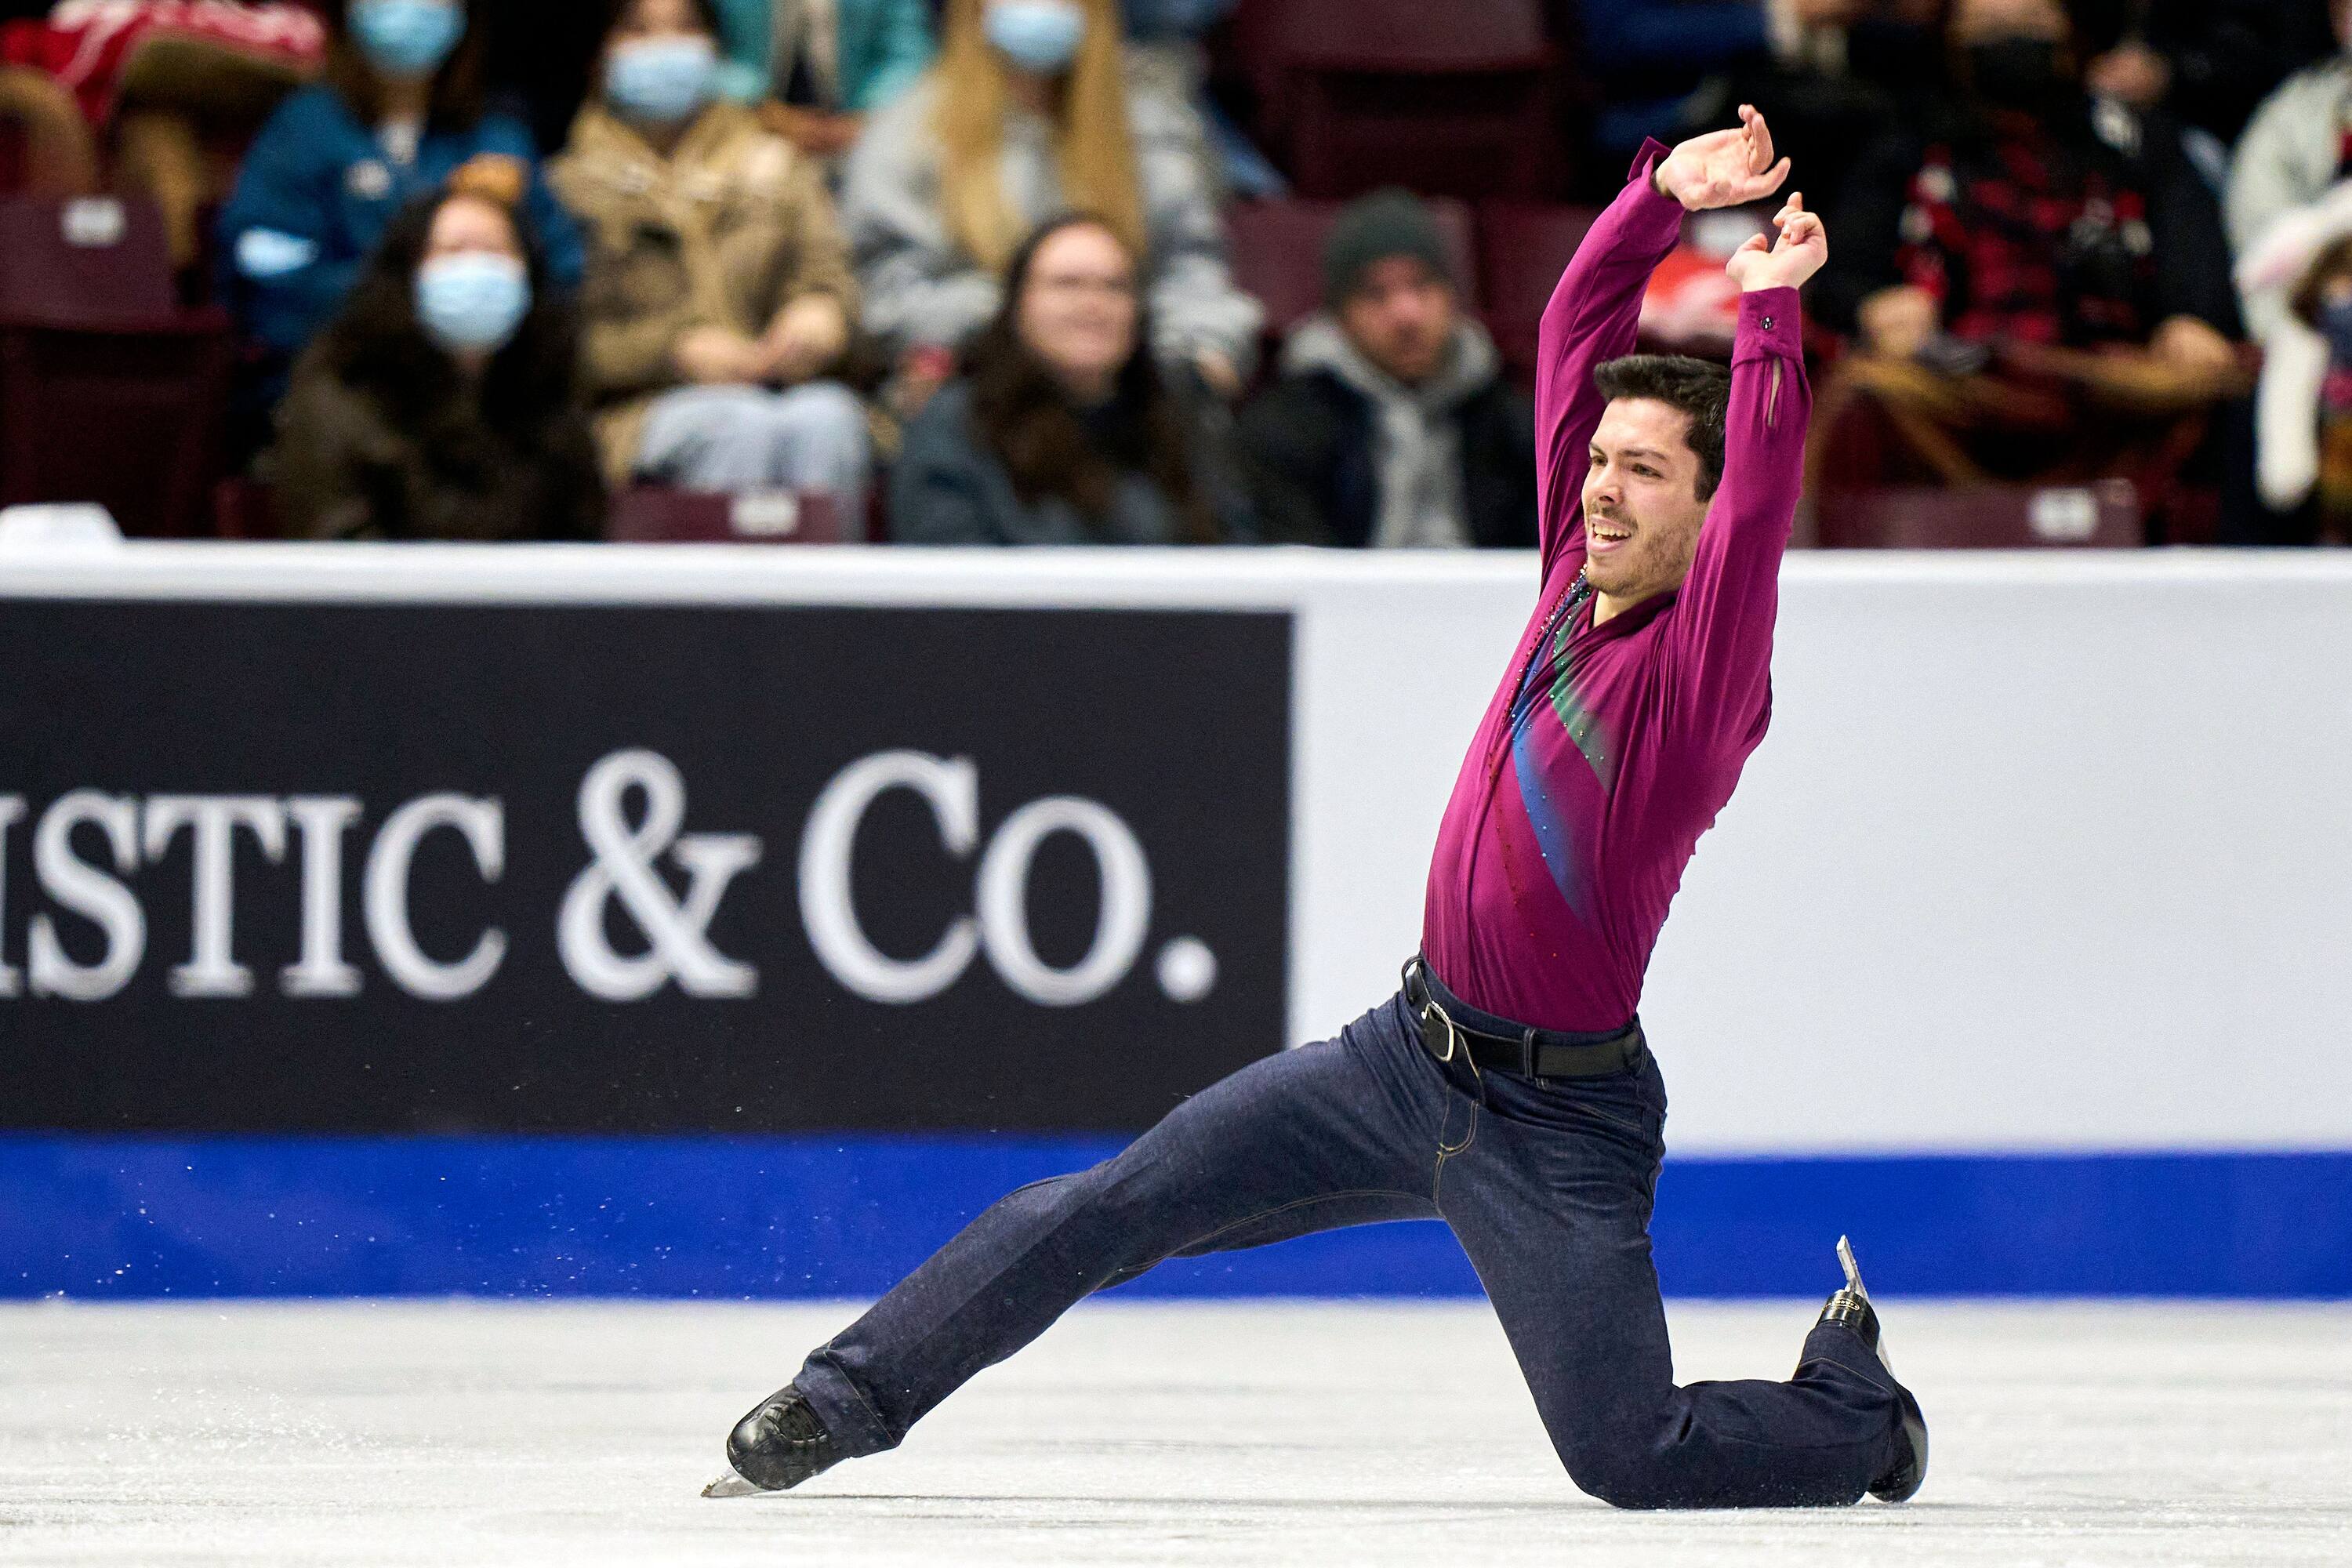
[
  {"xmin": 1816, "ymin": 1236, "xmax": 1929, "ymax": 1503},
  {"xmin": 702, "ymin": 1384, "xmax": 842, "ymax": 1497}
]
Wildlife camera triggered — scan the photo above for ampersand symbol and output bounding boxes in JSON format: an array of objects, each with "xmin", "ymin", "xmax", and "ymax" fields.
[{"xmin": 558, "ymin": 750, "xmax": 762, "ymax": 1000}]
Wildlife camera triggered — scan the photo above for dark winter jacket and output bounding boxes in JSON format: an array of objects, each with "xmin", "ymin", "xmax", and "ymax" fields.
[
  {"xmin": 1237, "ymin": 318, "xmax": 1537, "ymax": 550},
  {"xmin": 1816, "ymin": 93, "xmax": 2242, "ymax": 346},
  {"xmin": 271, "ymin": 337, "xmax": 604, "ymax": 542}
]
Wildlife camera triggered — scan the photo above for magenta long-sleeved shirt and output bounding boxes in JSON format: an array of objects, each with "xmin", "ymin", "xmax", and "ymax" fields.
[{"xmin": 1421, "ymin": 140, "xmax": 1811, "ymax": 1033}]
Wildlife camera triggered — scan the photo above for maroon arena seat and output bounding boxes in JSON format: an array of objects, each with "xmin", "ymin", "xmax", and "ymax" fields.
[
  {"xmin": 606, "ymin": 486, "xmax": 847, "ymax": 544},
  {"xmin": 1232, "ymin": 0, "xmax": 1559, "ymax": 200},
  {"xmin": 0, "ymin": 194, "xmax": 230, "ymax": 536},
  {"xmin": 1227, "ymin": 195, "xmax": 1478, "ymax": 345},
  {"xmin": 1813, "ymin": 482, "xmax": 2143, "ymax": 549},
  {"xmin": 1474, "ymin": 201, "xmax": 1603, "ymax": 387}
]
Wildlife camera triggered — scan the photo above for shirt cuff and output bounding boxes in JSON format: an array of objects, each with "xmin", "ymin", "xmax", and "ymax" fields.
[
  {"xmin": 1627, "ymin": 138, "xmax": 1675, "ymax": 201},
  {"xmin": 1733, "ymin": 287, "xmax": 1803, "ymax": 362}
]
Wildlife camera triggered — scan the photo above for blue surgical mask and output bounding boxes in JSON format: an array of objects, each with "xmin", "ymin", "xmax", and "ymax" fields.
[
  {"xmin": 350, "ymin": 0, "xmax": 465, "ymax": 78},
  {"xmin": 985, "ymin": 0, "xmax": 1085, "ymax": 74},
  {"xmin": 606, "ymin": 35, "xmax": 720, "ymax": 123},
  {"xmin": 415, "ymin": 252, "xmax": 530, "ymax": 354}
]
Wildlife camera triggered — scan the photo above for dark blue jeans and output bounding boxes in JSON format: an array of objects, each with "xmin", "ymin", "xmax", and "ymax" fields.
[{"xmin": 793, "ymin": 992, "xmax": 1904, "ymax": 1508}]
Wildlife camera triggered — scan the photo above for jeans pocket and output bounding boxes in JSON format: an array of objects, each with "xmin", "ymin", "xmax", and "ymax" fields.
[{"xmin": 1483, "ymin": 1070, "xmax": 1663, "ymax": 1155}]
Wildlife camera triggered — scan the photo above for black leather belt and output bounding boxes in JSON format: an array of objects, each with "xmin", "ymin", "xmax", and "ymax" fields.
[{"xmin": 1403, "ymin": 956, "xmax": 1644, "ymax": 1080}]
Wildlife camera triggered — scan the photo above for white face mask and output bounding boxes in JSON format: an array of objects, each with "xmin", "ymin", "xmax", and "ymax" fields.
[
  {"xmin": 606, "ymin": 34, "xmax": 720, "ymax": 123},
  {"xmin": 415, "ymin": 252, "xmax": 531, "ymax": 353},
  {"xmin": 983, "ymin": 0, "xmax": 1086, "ymax": 74}
]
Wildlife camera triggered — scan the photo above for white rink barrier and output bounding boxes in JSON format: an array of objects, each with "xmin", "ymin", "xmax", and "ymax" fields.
[{"xmin": 4, "ymin": 542, "xmax": 2349, "ymax": 1159}]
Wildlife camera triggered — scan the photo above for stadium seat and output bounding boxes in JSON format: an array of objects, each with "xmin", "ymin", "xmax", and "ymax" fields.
[
  {"xmin": 1812, "ymin": 482, "xmax": 2143, "ymax": 549},
  {"xmin": 1231, "ymin": 0, "xmax": 1559, "ymax": 199},
  {"xmin": 1473, "ymin": 201, "xmax": 1602, "ymax": 386},
  {"xmin": 1226, "ymin": 195, "xmax": 1478, "ymax": 346},
  {"xmin": 0, "ymin": 194, "xmax": 230, "ymax": 536},
  {"xmin": 606, "ymin": 486, "xmax": 847, "ymax": 544}
]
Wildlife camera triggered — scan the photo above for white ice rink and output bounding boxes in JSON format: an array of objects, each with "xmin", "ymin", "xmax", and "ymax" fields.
[{"xmin": 4, "ymin": 1298, "xmax": 2349, "ymax": 1566}]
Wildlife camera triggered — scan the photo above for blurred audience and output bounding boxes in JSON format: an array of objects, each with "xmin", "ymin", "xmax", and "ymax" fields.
[
  {"xmin": 842, "ymin": 0, "xmax": 1261, "ymax": 413},
  {"xmin": 712, "ymin": 0, "xmax": 935, "ymax": 158},
  {"xmin": 270, "ymin": 165, "xmax": 604, "ymax": 540},
  {"xmin": 2, "ymin": 3, "xmax": 323, "ymax": 266},
  {"xmin": 1813, "ymin": 0, "xmax": 2245, "ymax": 503},
  {"xmin": 1238, "ymin": 191, "xmax": 1534, "ymax": 549},
  {"xmin": 890, "ymin": 213, "xmax": 1248, "ymax": 543},
  {"xmin": 2282, "ymin": 234, "xmax": 2352, "ymax": 543},
  {"xmin": 2073, "ymin": 1, "xmax": 2333, "ymax": 158},
  {"xmin": 0, "ymin": 63, "xmax": 97, "ymax": 197},
  {"xmin": 1122, "ymin": 0, "xmax": 1283, "ymax": 198},
  {"xmin": 220, "ymin": 0, "xmax": 583, "ymax": 383},
  {"xmin": 2226, "ymin": 0, "xmax": 2352, "ymax": 528},
  {"xmin": 552, "ymin": 0, "xmax": 869, "ymax": 510},
  {"xmin": 1578, "ymin": 0, "xmax": 1934, "ymax": 215}
]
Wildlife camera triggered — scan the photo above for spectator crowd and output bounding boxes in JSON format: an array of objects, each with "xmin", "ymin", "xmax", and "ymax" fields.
[{"xmin": 1, "ymin": 0, "xmax": 2349, "ymax": 546}]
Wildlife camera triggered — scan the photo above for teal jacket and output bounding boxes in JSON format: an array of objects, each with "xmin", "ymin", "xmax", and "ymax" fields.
[
  {"xmin": 218, "ymin": 85, "xmax": 583, "ymax": 359},
  {"xmin": 712, "ymin": 0, "xmax": 934, "ymax": 112}
]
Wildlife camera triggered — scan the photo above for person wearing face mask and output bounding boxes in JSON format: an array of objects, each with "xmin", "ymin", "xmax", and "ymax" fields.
[
  {"xmin": 704, "ymin": 0, "xmax": 935, "ymax": 160},
  {"xmin": 841, "ymin": 0, "xmax": 1261, "ymax": 416},
  {"xmin": 888, "ymin": 213, "xmax": 1250, "ymax": 543},
  {"xmin": 1809, "ymin": 0, "xmax": 2245, "ymax": 534},
  {"xmin": 269, "ymin": 162, "xmax": 604, "ymax": 540},
  {"xmin": 551, "ymin": 0, "xmax": 869, "ymax": 511},
  {"xmin": 220, "ymin": 0, "xmax": 585, "ymax": 399}
]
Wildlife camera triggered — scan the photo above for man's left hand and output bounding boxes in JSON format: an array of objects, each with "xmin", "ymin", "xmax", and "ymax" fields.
[
  {"xmin": 1654, "ymin": 105, "xmax": 1792, "ymax": 212},
  {"xmin": 1726, "ymin": 192, "xmax": 1829, "ymax": 292}
]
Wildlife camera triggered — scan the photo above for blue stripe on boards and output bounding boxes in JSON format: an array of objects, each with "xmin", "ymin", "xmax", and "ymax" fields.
[{"xmin": 2, "ymin": 1136, "xmax": 2347, "ymax": 1300}]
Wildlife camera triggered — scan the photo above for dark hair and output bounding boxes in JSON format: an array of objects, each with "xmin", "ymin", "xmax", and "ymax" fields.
[
  {"xmin": 307, "ymin": 186, "xmax": 582, "ymax": 441},
  {"xmin": 1593, "ymin": 354, "xmax": 1732, "ymax": 500},
  {"xmin": 322, "ymin": 0, "xmax": 488, "ymax": 132},
  {"xmin": 965, "ymin": 214, "xmax": 1218, "ymax": 542},
  {"xmin": 601, "ymin": 0, "xmax": 724, "ymax": 45}
]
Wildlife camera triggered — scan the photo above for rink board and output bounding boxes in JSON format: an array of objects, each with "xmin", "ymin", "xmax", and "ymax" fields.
[
  {"xmin": 4, "ymin": 546, "xmax": 2351, "ymax": 1300},
  {"xmin": 6, "ymin": 1136, "xmax": 2347, "ymax": 1298}
]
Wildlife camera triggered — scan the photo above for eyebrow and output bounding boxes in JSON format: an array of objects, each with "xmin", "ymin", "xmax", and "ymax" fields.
[{"xmin": 1595, "ymin": 445, "xmax": 1675, "ymax": 463}]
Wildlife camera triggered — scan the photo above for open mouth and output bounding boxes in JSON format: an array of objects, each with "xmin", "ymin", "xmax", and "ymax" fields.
[{"xmin": 1588, "ymin": 517, "xmax": 1633, "ymax": 555}]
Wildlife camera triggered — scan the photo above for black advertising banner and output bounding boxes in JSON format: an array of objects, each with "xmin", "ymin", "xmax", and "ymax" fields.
[{"xmin": 0, "ymin": 600, "xmax": 1291, "ymax": 1133}]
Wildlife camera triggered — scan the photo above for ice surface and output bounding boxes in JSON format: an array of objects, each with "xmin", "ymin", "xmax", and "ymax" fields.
[{"xmin": 3, "ymin": 1298, "xmax": 2347, "ymax": 1566}]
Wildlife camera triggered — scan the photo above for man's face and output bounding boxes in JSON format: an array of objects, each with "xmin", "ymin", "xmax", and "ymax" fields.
[
  {"xmin": 1581, "ymin": 398, "xmax": 1711, "ymax": 601},
  {"xmin": 1336, "ymin": 256, "xmax": 1458, "ymax": 385}
]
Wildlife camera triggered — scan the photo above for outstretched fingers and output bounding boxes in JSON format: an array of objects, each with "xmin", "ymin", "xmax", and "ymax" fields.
[
  {"xmin": 1738, "ymin": 157, "xmax": 1793, "ymax": 204},
  {"xmin": 1738, "ymin": 103, "xmax": 1775, "ymax": 176}
]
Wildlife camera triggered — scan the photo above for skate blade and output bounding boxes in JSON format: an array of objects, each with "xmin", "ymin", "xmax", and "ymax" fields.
[
  {"xmin": 1836, "ymin": 1234, "xmax": 1869, "ymax": 1301},
  {"xmin": 702, "ymin": 1472, "xmax": 761, "ymax": 1499}
]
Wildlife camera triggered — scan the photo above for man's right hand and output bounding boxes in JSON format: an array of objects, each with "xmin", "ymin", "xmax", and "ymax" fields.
[{"xmin": 1653, "ymin": 105, "xmax": 1792, "ymax": 212}]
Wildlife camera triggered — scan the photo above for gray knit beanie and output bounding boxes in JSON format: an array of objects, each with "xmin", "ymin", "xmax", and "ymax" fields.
[{"xmin": 1322, "ymin": 188, "xmax": 1454, "ymax": 309}]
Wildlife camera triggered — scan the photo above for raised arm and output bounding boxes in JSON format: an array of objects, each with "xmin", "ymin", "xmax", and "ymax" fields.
[
  {"xmin": 1538, "ymin": 110, "xmax": 1792, "ymax": 577},
  {"xmin": 1660, "ymin": 194, "xmax": 1824, "ymax": 745}
]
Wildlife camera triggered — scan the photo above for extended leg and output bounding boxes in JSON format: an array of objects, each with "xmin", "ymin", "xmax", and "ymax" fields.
[
  {"xmin": 787, "ymin": 1004, "xmax": 1444, "ymax": 1463},
  {"xmin": 1441, "ymin": 1059, "xmax": 1907, "ymax": 1508}
]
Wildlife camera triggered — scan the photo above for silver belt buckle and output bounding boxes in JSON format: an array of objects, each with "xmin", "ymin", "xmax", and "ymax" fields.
[{"xmin": 1421, "ymin": 999, "xmax": 1461, "ymax": 1064}]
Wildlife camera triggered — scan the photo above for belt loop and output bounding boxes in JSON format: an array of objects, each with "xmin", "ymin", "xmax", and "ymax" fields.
[{"xmin": 1519, "ymin": 1029, "xmax": 1537, "ymax": 1077}]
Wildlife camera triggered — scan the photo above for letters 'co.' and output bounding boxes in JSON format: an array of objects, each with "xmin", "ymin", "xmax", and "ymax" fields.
[{"xmin": 557, "ymin": 750, "xmax": 762, "ymax": 1001}]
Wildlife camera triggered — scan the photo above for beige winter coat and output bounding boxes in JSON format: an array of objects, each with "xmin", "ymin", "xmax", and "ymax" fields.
[{"xmin": 550, "ymin": 100, "xmax": 856, "ymax": 484}]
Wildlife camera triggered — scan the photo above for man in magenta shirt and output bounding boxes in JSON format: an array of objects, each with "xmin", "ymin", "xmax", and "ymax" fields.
[{"xmin": 715, "ymin": 110, "xmax": 1928, "ymax": 1510}]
